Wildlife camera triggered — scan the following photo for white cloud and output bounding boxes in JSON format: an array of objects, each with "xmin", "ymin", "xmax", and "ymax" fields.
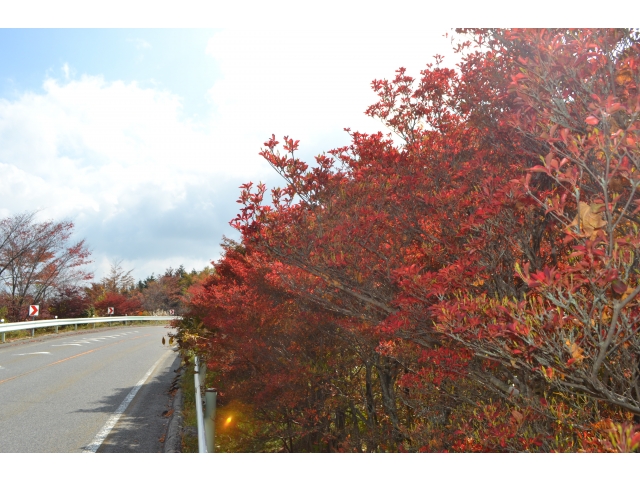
[
  {"xmin": 205, "ymin": 29, "xmax": 460, "ymax": 151},
  {"xmin": 0, "ymin": 28, "xmax": 462, "ymax": 281},
  {"xmin": 0, "ymin": 73, "xmax": 274, "ymax": 279},
  {"xmin": 129, "ymin": 38, "xmax": 152, "ymax": 50}
]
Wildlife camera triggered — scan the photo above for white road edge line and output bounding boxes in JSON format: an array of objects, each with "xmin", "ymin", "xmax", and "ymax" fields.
[
  {"xmin": 83, "ymin": 349, "xmax": 172, "ymax": 453},
  {"xmin": 14, "ymin": 352, "xmax": 52, "ymax": 356}
]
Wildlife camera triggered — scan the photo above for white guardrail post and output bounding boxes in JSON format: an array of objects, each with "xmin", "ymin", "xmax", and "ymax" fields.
[
  {"xmin": 0, "ymin": 315, "xmax": 181, "ymax": 343},
  {"xmin": 204, "ymin": 388, "xmax": 217, "ymax": 453}
]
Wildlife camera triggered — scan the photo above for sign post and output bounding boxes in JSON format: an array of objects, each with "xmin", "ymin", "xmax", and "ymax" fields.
[{"xmin": 29, "ymin": 305, "xmax": 39, "ymax": 337}]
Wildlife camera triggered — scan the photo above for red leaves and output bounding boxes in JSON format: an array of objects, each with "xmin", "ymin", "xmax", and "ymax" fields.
[
  {"xmin": 95, "ymin": 291, "xmax": 141, "ymax": 316},
  {"xmin": 263, "ymin": 134, "xmax": 279, "ymax": 149},
  {"xmin": 176, "ymin": 28, "xmax": 640, "ymax": 452},
  {"xmin": 611, "ymin": 279, "xmax": 628, "ymax": 296}
]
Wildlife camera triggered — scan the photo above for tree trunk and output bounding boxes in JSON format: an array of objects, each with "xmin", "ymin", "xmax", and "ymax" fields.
[{"xmin": 375, "ymin": 353, "xmax": 405, "ymax": 447}]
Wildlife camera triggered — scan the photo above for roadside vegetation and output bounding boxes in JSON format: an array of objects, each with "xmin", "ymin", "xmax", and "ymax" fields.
[
  {"xmin": 179, "ymin": 359, "xmax": 199, "ymax": 453},
  {"xmin": 174, "ymin": 29, "xmax": 640, "ymax": 452}
]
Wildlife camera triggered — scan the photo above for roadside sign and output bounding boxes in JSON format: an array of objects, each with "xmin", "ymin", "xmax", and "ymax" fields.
[
  {"xmin": 169, "ymin": 309, "xmax": 175, "ymax": 315},
  {"xmin": 107, "ymin": 307, "xmax": 114, "ymax": 315},
  {"xmin": 29, "ymin": 305, "xmax": 39, "ymax": 316}
]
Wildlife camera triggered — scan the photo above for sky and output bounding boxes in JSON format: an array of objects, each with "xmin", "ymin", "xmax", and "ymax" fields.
[{"xmin": 0, "ymin": 26, "xmax": 463, "ymax": 283}]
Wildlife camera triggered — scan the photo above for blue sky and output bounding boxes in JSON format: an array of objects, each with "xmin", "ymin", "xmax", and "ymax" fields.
[
  {"xmin": 0, "ymin": 29, "xmax": 221, "ymax": 118},
  {"xmin": 0, "ymin": 27, "xmax": 459, "ymax": 283}
]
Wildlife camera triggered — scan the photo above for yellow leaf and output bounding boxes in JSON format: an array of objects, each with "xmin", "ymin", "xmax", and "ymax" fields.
[
  {"xmin": 565, "ymin": 340, "xmax": 585, "ymax": 361},
  {"xmin": 621, "ymin": 285, "xmax": 635, "ymax": 301},
  {"xmin": 569, "ymin": 202, "xmax": 607, "ymax": 239},
  {"xmin": 616, "ymin": 69, "xmax": 633, "ymax": 85}
]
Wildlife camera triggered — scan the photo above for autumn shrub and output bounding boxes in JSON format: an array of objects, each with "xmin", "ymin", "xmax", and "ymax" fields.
[
  {"xmin": 178, "ymin": 28, "xmax": 640, "ymax": 452},
  {"xmin": 94, "ymin": 291, "xmax": 142, "ymax": 316}
]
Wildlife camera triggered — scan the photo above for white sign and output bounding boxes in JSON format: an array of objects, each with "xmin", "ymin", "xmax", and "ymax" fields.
[
  {"xmin": 107, "ymin": 307, "xmax": 114, "ymax": 315},
  {"xmin": 29, "ymin": 305, "xmax": 39, "ymax": 316},
  {"xmin": 169, "ymin": 309, "xmax": 175, "ymax": 315}
]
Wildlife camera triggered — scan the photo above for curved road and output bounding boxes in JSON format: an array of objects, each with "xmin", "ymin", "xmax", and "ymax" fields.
[{"xmin": 0, "ymin": 324, "xmax": 178, "ymax": 453}]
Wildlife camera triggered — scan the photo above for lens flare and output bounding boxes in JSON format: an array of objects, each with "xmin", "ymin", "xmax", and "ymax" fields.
[{"xmin": 225, "ymin": 416, "xmax": 232, "ymax": 425}]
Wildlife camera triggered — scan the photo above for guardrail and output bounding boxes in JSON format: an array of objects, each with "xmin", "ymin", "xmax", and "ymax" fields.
[
  {"xmin": 194, "ymin": 356, "xmax": 217, "ymax": 453},
  {"xmin": 0, "ymin": 315, "xmax": 180, "ymax": 343},
  {"xmin": 0, "ymin": 315, "xmax": 213, "ymax": 451}
]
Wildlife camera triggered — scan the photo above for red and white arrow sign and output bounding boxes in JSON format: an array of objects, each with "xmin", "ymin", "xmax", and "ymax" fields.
[
  {"xmin": 29, "ymin": 305, "xmax": 39, "ymax": 316},
  {"xmin": 107, "ymin": 307, "xmax": 114, "ymax": 315},
  {"xmin": 169, "ymin": 309, "xmax": 175, "ymax": 315}
]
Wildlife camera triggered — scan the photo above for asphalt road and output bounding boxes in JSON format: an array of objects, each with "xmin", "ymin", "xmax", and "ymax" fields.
[{"xmin": 0, "ymin": 324, "xmax": 179, "ymax": 453}]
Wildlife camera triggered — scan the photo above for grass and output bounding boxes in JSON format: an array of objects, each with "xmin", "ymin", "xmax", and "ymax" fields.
[
  {"xmin": 0, "ymin": 319, "xmax": 170, "ymax": 343},
  {"xmin": 180, "ymin": 360, "xmax": 199, "ymax": 453}
]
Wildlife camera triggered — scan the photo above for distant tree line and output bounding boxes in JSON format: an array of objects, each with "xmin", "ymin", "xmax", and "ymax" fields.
[{"xmin": 0, "ymin": 211, "xmax": 209, "ymax": 322}]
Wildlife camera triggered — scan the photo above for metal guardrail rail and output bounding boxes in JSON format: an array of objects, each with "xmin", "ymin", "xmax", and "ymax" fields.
[
  {"xmin": 0, "ymin": 315, "xmax": 180, "ymax": 342},
  {"xmin": 194, "ymin": 356, "xmax": 217, "ymax": 453}
]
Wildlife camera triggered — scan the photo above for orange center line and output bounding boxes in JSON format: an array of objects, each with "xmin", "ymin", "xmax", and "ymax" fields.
[{"xmin": 0, "ymin": 334, "xmax": 151, "ymax": 386}]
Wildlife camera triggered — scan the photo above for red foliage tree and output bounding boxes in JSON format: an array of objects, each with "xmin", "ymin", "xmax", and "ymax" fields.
[
  {"xmin": 180, "ymin": 239, "xmax": 399, "ymax": 451},
  {"xmin": 434, "ymin": 29, "xmax": 640, "ymax": 421},
  {"xmin": 94, "ymin": 291, "xmax": 141, "ymax": 316},
  {"xmin": 181, "ymin": 28, "xmax": 640, "ymax": 452},
  {"xmin": 48, "ymin": 286, "xmax": 91, "ymax": 319},
  {"xmin": 0, "ymin": 213, "xmax": 92, "ymax": 321}
]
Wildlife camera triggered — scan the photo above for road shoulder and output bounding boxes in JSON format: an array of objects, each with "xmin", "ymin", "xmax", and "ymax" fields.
[{"xmin": 97, "ymin": 350, "xmax": 180, "ymax": 453}]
